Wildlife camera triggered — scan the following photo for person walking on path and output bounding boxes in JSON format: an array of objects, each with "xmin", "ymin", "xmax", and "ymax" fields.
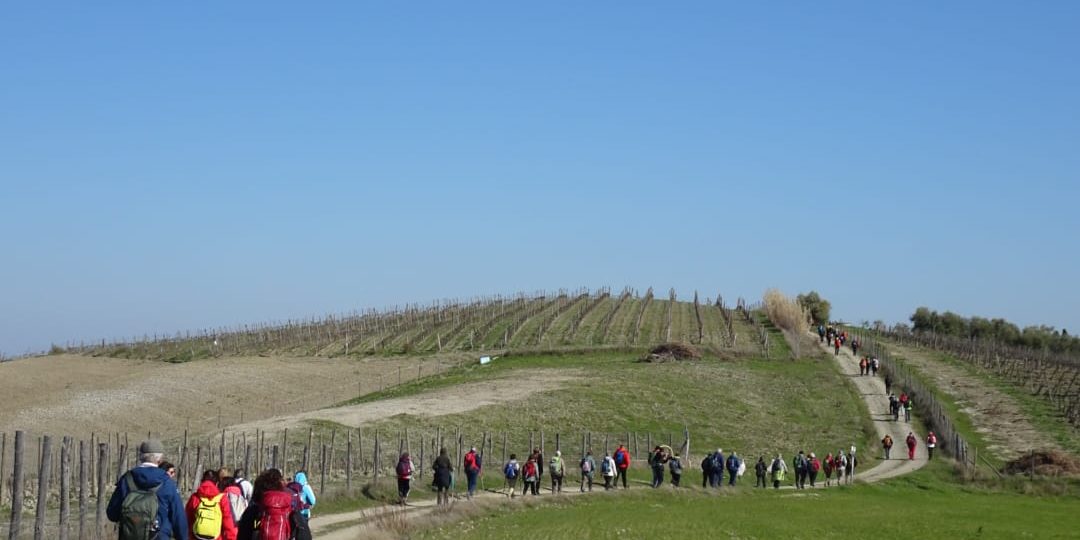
[
  {"xmin": 844, "ymin": 451, "xmax": 856, "ymax": 485},
  {"xmin": 668, "ymin": 454, "xmax": 683, "ymax": 487},
  {"xmin": 834, "ymin": 336, "xmax": 842, "ymax": 356},
  {"xmin": 890, "ymin": 394, "xmax": 900, "ymax": 421},
  {"xmin": 808, "ymin": 453, "xmax": 821, "ymax": 487},
  {"xmin": 535, "ymin": 448, "xmax": 545, "ymax": 489},
  {"xmin": 433, "ymin": 448, "xmax": 454, "ymax": 505},
  {"xmin": 926, "ymin": 432, "xmax": 937, "ymax": 460},
  {"xmin": 503, "ymin": 454, "xmax": 520, "ymax": 498},
  {"xmin": 754, "ymin": 456, "xmax": 768, "ymax": 488},
  {"xmin": 186, "ymin": 470, "xmax": 239, "ymax": 540},
  {"xmin": 770, "ymin": 454, "xmax": 787, "ymax": 489},
  {"xmin": 700, "ymin": 454, "xmax": 712, "ymax": 488},
  {"xmin": 107, "ymin": 439, "xmax": 188, "ymax": 540},
  {"xmin": 793, "ymin": 451, "xmax": 808, "ymax": 489},
  {"xmin": 613, "ymin": 445, "xmax": 631, "ymax": 489},
  {"xmin": 601, "ymin": 452, "xmax": 616, "ymax": 490},
  {"xmin": 852, "ymin": 338, "xmax": 860, "ymax": 356},
  {"xmin": 521, "ymin": 457, "xmax": 540, "ymax": 497},
  {"xmin": 219, "ymin": 474, "xmax": 245, "ymax": 529},
  {"xmin": 463, "ymin": 447, "xmax": 482, "ymax": 499},
  {"xmin": 885, "ymin": 375, "xmax": 893, "ymax": 396},
  {"xmin": 708, "ymin": 449, "xmax": 725, "ymax": 488},
  {"xmin": 823, "ymin": 452, "xmax": 834, "ymax": 487},
  {"xmin": 236, "ymin": 468, "xmax": 309, "ymax": 540},
  {"xmin": 549, "ymin": 450, "xmax": 566, "ymax": 494},
  {"xmin": 818, "ymin": 325, "xmax": 826, "ymax": 343},
  {"xmin": 834, "ymin": 452, "xmax": 845, "ymax": 485},
  {"xmin": 882, "ymin": 434, "xmax": 894, "ymax": 460},
  {"xmin": 726, "ymin": 452, "xmax": 742, "ymax": 486},
  {"xmin": 648, "ymin": 446, "xmax": 667, "ymax": 488},
  {"xmin": 859, "ymin": 357, "xmax": 868, "ymax": 376},
  {"xmin": 904, "ymin": 399, "xmax": 913, "ymax": 422},
  {"xmin": 233, "ymin": 469, "xmax": 253, "ymax": 504},
  {"xmin": 396, "ymin": 452, "xmax": 415, "ymax": 505},
  {"xmin": 580, "ymin": 450, "xmax": 596, "ymax": 492},
  {"xmin": 290, "ymin": 472, "xmax": 316, "ymax": 521},
  {"xmin": 906, "ymin": 432, "xmax": 918, "ymax": 461},
  {"xmin": 871, "ymin": 357, "xmax": 879, "ymax": 376}
]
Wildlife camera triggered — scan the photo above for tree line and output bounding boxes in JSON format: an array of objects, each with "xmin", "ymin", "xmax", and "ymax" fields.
[{"xmin": 909, "ymin": 307, "xmax": 1078, "ymax": 355}]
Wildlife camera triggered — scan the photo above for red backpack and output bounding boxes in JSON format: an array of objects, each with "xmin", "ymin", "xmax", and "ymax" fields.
[{"xmin": 257, "ymin": 491, "xmax": 293, "ymax": 540}]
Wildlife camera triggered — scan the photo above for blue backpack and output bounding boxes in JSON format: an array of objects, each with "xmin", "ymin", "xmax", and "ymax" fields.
[{"xmin": 504, "ymin": 462, "xmax": 517, "ymax": 479}]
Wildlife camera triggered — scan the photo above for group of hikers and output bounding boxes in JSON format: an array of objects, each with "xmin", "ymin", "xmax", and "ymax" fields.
[
  {"xmin": 106, "ymin": 439, "xmax": 317, "ymax": 540},
  {"xmin": 819, "ymin": 325, "xmax": 859, "ymax": 356}
]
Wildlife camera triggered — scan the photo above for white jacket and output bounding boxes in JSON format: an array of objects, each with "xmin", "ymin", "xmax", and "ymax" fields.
[{"xmin": 602, "ymin": 456, "xmax": 617, "ymax": 477}]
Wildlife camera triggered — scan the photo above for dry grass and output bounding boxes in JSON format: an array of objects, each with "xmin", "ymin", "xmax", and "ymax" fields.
[{"xmin": 763, "ymin": 289, "xmax": 811, "ymax": 358}]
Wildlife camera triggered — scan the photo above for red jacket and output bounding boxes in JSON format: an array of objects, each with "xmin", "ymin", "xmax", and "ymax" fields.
[
  {"xmin": 464, "ymin": 450, "xmax": 480, "ymax": 472},
  {"xmin": 185, "ymin": 480, "xmax": 238, "ymax": 540},
  {"xmin": 906, "ymin": 434, "xmax": 918, "ymax": 449},
  {"xmin": 614, "ymin": 448, "xmax": 630, "ymax": 470}
]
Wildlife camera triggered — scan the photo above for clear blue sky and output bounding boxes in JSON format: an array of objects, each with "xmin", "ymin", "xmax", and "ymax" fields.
[{"xmin": 2, "ymin": 1, "xmax": 1078, "ymax": 355}]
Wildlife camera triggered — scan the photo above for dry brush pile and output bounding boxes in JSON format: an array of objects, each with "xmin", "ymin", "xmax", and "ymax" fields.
[{"xmin": 763, "ymin": 289, "xmax": 811, "ymax": 358}]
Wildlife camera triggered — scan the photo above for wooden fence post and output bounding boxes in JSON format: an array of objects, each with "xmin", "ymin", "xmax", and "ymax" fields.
[
  {"xmin": 345, "ymin": 433, "xmax": 353, "ymax": 491},
  {"xmin": 8, "ymin": 431, "xmax": 25, "ymax": 540},
  {"xmin": 59, "ymin": 436, "xmax": 72, "ymax": 540},
  {"xmin": 95, "ymin": 443, "xmax": 107, "ymax": 537},
  {"xmin": 0, "ymin": 433, "xmax": 5, "ymax": 508},
  {"xmin": 282, "ymin": 429, "xmax": 289, "ymax": 474},
  {"xmin": 373, "ymin": 431, "xmax": 380, "ymax": 483},
  {"xmin": 320, "ymin": 445, "xmax": 327, "ymax": 494},
  {"xmin": 78, "ymin": 441, "xmax": 88, "ymax": 540},
  {"xmin": 34, "ymin": 435, "xmax": 53, "ymax": 540}
]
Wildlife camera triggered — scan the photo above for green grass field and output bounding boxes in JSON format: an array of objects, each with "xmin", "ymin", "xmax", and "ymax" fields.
[{"xmin": 417, "ymin": 462, "xmax": 1080, "ymax": 539}]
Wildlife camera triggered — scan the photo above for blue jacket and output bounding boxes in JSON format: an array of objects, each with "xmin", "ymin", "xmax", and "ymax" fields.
[
  {"xmin": 106, "ymin": 465, "xmax": 187, "ymax": 540},
  {"xmin": 726, "ymin": 455, "xmax": 742, "ymax": 472},
  {"xmin": 294, "ymin": 471, "xmax": 316, "ymax": 518}
]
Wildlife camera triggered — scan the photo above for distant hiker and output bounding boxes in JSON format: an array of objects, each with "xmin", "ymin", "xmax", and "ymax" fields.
[
  {"xmin": 871, "ymin": 357, "xmax": 880, "ymax": 376},
  {"xmin": 818, "ymin": 325, "xmax": 826, "ymax": 343},
  {"xmin": 522, "ymin": 457, "xmax": 540, "ymax": 496},
  {"xmin": 834, "ymin": 336, "xmax": 841, "ymax": 355},
  {"xmin": 186, "ymin": 469, "xmax": 238, "ymax": 540},
  {"xmin": 580, "ymin": 450, "xmax": 596, "ymax": 492},
  {"xmin": 770, "ymin": 454, "xmax": 787, "ymax": 489},
  {"xmin": 844, "ymin": 451, "xmax": 856, "ymax": 484},
  {"xmin": 464, "ymin": 446, "xmax": 482, "ymax": 499},
  {"xmin": 669, "ymin": 454, "xmax": 683, "ymax": 487},
  {"xmin": 726, "ymin": 452, "xmax": 742, "ymax": 486},
  {"xmin": 503, "ymin": 454, "xmax": 520, "ymax": 498},
  {"xmin": 396, "ymin": 452, "xmax": 414, "ymax": 505},
  {"xmin": 926, "ymin": 432, "xmax": 937, "ymax": 460},
  {"xmin": 535, "ymin": 448, "xmax": 546, "ymax": 487},
  {"xmin": 904, "ymin": 399, "xmax": 913, "ymax": 422},
  {"xmin": 700, "ymin": 454, "xmax": 712, "ymax": 488},
  {"xmin": 107, "ymin": 439, "xmax": 188, "ymax": 540},
  {"xmin": 614, "ymin": 445, "xmax": 631, "ymax": 489},
  {"xmin": 884, "ymin": 374, "xmax": 893, "ymax": 395},
  {"xmin": 793, "ymin": 451, "xmax": 808, "ymax": 489},
  {"xmin": 601, "ymin": 452, "xmax": 616, "ymax": 490},
  {"xmin": 236, "ymin": 468, "xmax": 308, "ymax": 540},
  {"xmin": 823, "ymin": 452, "xmax": 834, "ymax": 487},
  {"xmin": 899, "ymin": 392, "xmax": 909, "ymax": 408},
  {"xmin": 433, "ymin": 448, "xmax": 454, "ymax": 505},
  {"xmin": 289, "ymin": 472, "xmax": 316, "ymax": 520},
  {"xmin": 754, "ymin": 456, "xmax": 767, "ymax": 488},
  {"xmin": 852, "ymin": 339, "xmax": 860, "ymax": 356},
  {"xmin": 889, "ymin": 394, "xmax": 900, "ymax": 421},
  {"xmin": 882, "ymin": 434, "xmax": 894, "ymax": 460},
  {"xmin": 859, "ymin": 357, "xmax": 868, "ymax": 376},
  {"xmin": 834, "ymin": 452, "xmax": 845, "ymax": 484},
  {"xmin": 708, "ymin": 449, "xmax": 725, "ymax": 488},
  {"xmin": 906, "ymin": 432, "xmax": 918, "ymax": 461},
  {"xmin": 233, "ymin": 469, "xmax": 253, "ymax": 503},
  {"xmin": 649, "ymin": 446, "xmax": 667, "ymax": 488},
  {"xmin": 549, "ymin": 450, "xmax": 566, "ymax": 494},
  {"xmin": 808, "ymin": 453, "xmax": 821, "ymax": 487}
]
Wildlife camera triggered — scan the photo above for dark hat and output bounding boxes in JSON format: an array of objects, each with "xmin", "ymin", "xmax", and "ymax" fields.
[{"xmin": 139, "ymin": 439, "xmax": 165, "ymax": 454}]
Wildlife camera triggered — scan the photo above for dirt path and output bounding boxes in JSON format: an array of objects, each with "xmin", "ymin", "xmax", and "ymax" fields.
[
  {"xmin": 879, "ymin": 341, "xmax": 1058, "ymax": 460},
  {"xmin": 308, "ymin": 339, "xmax": 929, "ymax": 538},
  {"xmin": 233, "ymin": 369, "xmax": 582, "ymax": 434}
]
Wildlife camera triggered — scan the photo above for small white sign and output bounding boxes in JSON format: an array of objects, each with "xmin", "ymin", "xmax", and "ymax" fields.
[{"xmin": 479, "ymin": 356, "xmax": 492, "ymax": 365}]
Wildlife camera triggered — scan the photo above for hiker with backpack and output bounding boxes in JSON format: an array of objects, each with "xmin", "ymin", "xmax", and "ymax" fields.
[
  {"xmin": 884, "ymin": 375, "xmax": 894, "ymax": 396},
  {"xmin": 648, "ymin": 446, "xmax": 666, "ymax": 488},
  {"xmin": 288, "ymin": 472, "xmax": 316, "ymax": 521},
  {"xmin": 579, "ymin": 450, "xmax": 596, "ymax": 492},
  {"xmin": 601, "ymin": 452, "xmax": 616, "ymax": 490},
  {"xmin": 185, "ymin": 470, "xmax": 238, "ymax": 540},
  {"xmin": 219, "ymin": 474, "xmax": 246, "ymax": 529},
  {"xmin": 769, "ymin": 454, "xmax": 787, "ymax": 489},
  {"xmin": 613, "ymin": 444, "xmax": 630, "ymax": 489},
  {"xmin": 503, "ymin": 454, "xmax": 520, "ymax": 498},
  {"xmin": 818, "ymin": 325, "xmax": 826, "ymax": 343},
  {"xmin": 708, "ymin": 449, "xmax": 724, "ymax": 488},
  {"xmin": 433, "ymin": 447, "xmax": 454, "ymax": 505},
  {"xmin": 904, "ymin": 398, "xmax": 913, "ymax": 422},
  {"xmin": 396, "ymin": 452, "xmax": 415, "ymax": 505},
  {"xmin": 549, "ymin": 450, "xmax": 566, "ymax": 494},
  {"xmin": 792, "ymin": 451, "xmax": 808, "ymax": 489},
  {"xmin": 882, "ymin": 434, "xmax": 894, "ymax": 460},
  {"xmin": 808, "ymin": 453, "xmax": 821, "ymax": 487},
  {"xmin": 906, "ymin": 432, "xmax": 918, "ymax": 461},
  {"xmin": 844, "ymin": 451, "xmax": 856, "ymax": 484},
  {"xmin": 521, "ymin": 456, "xmax": 540, "ymax": 496},
  {"xmin": 822, "ymin": 452, "xmax": 834, "ymax": 487},
  {"xmin": 871, "ymin": 357, "xmax": 879, "ymax": 376},
  {"xmin": 106, "ymin": 439, "xmax": 188, "ymax": 540},
  {"xmin": 668, "ymin": 454, "xmax": 683, "ymax": 487},
  {"xmin": 463, "ymin": 446, "xmax": 482, "ymax": 499},
  {"xmin": 834, "ymin": 336, "xmax": 841, "ymax": 355},
  {"xmin": 889, "ymin": 394, "xmax": 900, "ymax": 421},
  {"xmin": 834, "ymin": 452, "xmax": 846, "ymax": 484},
  {"xmin": 852, "ymin": 339, "xmax": 860, "ymax": 356},
  {"xmin": 726, "ymin": 452, "xmax": 742, "ymax": 486},
  {"xmin": 700, "ymin": 454, "xmax": 712, "ymax": 488},
  {"xmin": 754, "ymin": 456, "xmax": 767, "ymax": 488},
  {"xmin": 232, "ymin": 469, "xmax": 253, "ymax": 504},
  {"xmin": 236, "ymin": 468, "xmax": 308, "ymax": 540},
  {"xmin": 926, "ymin": 432, "xmax": 937, "ymax": 460},
  {"xmin": 859, "ymin": 357, "xmax": 868, "ymax": 376}
]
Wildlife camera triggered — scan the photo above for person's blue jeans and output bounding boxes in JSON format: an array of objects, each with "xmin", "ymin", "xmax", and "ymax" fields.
[
  {"xmin": 709, "ymin": 471, "xmax": 722, "ymax": 488},
  {"xmin": 727, "ymin": 469, "xmax": 738, "ymax": 485},
  {"xmin": 466, "ymin": 470, "xmax": 478, "ymax": 496}
]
